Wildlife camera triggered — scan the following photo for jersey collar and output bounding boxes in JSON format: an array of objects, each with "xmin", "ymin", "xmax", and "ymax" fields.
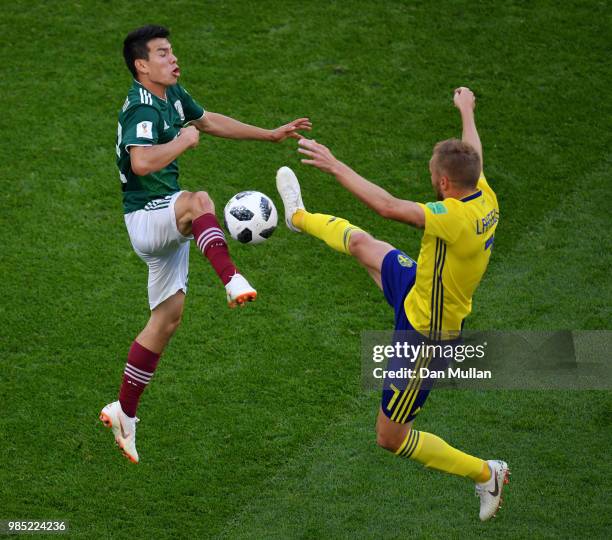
[
  {"xmin": 133, "ymin": 79, "xmax": 168, "ymax": 102},
  {"xmin": 460, "ymin": 190, "xmax": 482, "ymax": 203}
]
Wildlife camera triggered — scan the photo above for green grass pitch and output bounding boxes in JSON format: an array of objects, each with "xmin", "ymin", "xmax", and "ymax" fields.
[{"xmin": 1, "ymin": 1, "xmax": 610, "ymax": 538}]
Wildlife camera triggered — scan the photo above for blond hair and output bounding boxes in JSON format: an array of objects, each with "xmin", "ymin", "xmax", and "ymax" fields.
[{"xmin": 432, "ymin": 139, "xmax": 481, "ymax": 189}]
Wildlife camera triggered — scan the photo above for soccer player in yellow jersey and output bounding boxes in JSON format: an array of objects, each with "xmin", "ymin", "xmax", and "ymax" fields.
[{"xmin": 276, "ymin": 88, "xmax": 509, "ymax": 521}]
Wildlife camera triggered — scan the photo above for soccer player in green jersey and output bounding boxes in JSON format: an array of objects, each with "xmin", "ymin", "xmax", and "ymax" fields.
[
  {"xmin": 276, "ymin": 88, "xmax": 509, "ymax": 520},
  {"xmin": 100, "ymin": 25, "xmax": 311, "ymax": 463}
]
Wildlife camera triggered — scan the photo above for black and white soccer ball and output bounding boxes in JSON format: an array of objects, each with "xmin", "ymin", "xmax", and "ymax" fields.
[{"xmin": 223, "ymin": 191, "xmax": 278, "ymax": 244}]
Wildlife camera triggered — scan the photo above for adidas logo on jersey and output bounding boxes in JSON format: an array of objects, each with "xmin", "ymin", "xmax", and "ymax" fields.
[{"xmin": 139, "ymin": 87, "xmax": 153, "ymax": 105}]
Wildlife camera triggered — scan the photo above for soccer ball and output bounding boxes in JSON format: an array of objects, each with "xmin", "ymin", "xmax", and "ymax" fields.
[{"xmin": 223, "ymin": 191, "xmax": 278, "ymax": 244}]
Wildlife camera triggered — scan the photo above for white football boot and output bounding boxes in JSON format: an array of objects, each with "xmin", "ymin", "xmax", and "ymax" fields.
[
  {"xmin": 225, "ymin": 273, "xmax": 257, "ymax": 308},
  {"xmin": 276, "ymin": 166, "xmax": 305, "ymax": 232},
  {"xmin": 99, "ymin": 401, "xmax": 139, "ymax": 464},
  {"xmin": 475, "ymin": 460, "xmax": 510, "ymax": 521}
]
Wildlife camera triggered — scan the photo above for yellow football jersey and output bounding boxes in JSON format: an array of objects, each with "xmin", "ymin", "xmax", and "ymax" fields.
[{"xmin": 404, "ymin": 175, "xmax": 499, "ymax": 338}]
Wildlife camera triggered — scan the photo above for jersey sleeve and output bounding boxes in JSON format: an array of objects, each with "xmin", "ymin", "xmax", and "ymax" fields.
[
  {"xmin": 177, "ymin": 85, "xmax": 205, "ymax": 123},
  {"xmin": 121, "ymin": 105, "xmax": 160, "ymax": 149},
  {"xmin": 417, "ymin": 199, "xmax": 465, "ymax": 244}
]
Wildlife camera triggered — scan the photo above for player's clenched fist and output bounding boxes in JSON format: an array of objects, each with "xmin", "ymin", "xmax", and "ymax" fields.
[
  {"xmin": 454, "ymin": 87, "xmax": 476, "ymax": 111},
  {"xmin": 179, "ymin": 126, "xmax": 200, "ymax": 148}
]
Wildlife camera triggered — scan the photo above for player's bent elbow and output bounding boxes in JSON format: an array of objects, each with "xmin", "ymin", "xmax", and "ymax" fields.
[
  {"xmin": 130, "ymin": 148, "xmax": 152, "ymax": 176},
  {"xmin": 404, "ymin": 202, "xmax": 426, "ymax": 229},
  {"xmin": 411, "ymin": 212, "xmax": 426, "ymax": 229},
  {"xmin": 131, "ymin": 162, "xmax": 149, "ymax": 176},
  {"xmin": 130, "ymin": 155, "xmax": 154, "ymax": 176}
]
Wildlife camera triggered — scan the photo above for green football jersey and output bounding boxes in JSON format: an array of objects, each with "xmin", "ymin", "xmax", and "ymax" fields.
[{"xmin": 115, "ymin": 80, "xmax": 205, "ymax": 213}]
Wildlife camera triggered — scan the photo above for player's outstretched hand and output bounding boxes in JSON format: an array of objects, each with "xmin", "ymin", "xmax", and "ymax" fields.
[
  {"xmin": 270, "ymin": 117, "xmax": 312, "ymax": 142},
  {"xmin": 179, "ymin": 126, "xmax": 200, "ymax": 148},
  {"xmin": 298, "ymin": 138, "xmax": 340, "ymax": 175},
  {"xmin": 454, "ymin": 87, "xmax": 476, "ymax": 112}
]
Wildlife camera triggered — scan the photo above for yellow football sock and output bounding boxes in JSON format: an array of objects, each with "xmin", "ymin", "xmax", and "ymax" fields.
[
  {"xmin": 292, "ymin": 210, "xmax": 363, "ymax": 255},
  {"xmin": 396, "ymin": 430, "xmax": 491, "ymax": 483}
]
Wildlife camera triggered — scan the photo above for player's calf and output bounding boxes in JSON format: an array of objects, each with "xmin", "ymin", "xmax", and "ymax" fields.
[
  {"xmin": 184, "ymin": 198, "xmax": 257, "ymax": 305},
  {"xmin": 376, "ymin": 410, "xmax": 412, "ymax": 452}
]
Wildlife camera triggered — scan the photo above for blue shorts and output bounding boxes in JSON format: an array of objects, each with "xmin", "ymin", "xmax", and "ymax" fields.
[{"xmin": 380, "ymin": 250, "xmax": 449, "ymax": 424}]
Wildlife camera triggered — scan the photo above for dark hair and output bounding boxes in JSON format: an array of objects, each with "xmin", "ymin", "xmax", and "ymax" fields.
[
  {"xmin": 123, "ymin": 25, "xmax": 170, "ymax": 78},
  {"xmin": 432, "ymin": 139, "xmax": 481, "ymax": 189}
]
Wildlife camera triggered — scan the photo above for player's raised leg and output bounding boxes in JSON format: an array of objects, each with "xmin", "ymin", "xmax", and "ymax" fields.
[
  {"xmin": 174, "ymin": 190, "xmax": 256, "ymax": 307},
  {"xmin": 276, "ymin": 166, "xmax": 394, "ymax": 288}
]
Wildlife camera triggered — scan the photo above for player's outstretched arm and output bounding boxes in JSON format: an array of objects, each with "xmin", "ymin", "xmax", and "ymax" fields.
[
  {"xmin": 193, "ymin": 112, "xmax": 311, "ymax": 142},
  {"xmin": 454, "ymin": 87, "xmax": 483, "ymax": 170},
  {"xmin": 298, "ymin": 138, "xmax": 425, "ymax": 228},
  {"xmin": 130, "ymin": 126, "xmax": 200, "ymax": 176}
]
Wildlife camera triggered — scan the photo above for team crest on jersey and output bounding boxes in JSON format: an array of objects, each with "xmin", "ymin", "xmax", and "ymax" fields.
[
  {"xmin": 174, "ymin": 100, "xmax": 185, "ymax": 121},
  {"xmin": 397, "ymin": 253, "xmax": 414, "ymax": 267},
  {"xmin": 136, "ymin": 121, "xmax": 153, "ymax": 139}
]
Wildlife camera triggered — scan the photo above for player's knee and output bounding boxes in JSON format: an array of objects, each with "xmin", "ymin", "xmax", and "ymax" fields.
[
  {"xmin": 191, "ymin": 191, "xmax": 215, "ymax": 216},
  {"xmin": 348, "ymin": 231, "xmax": 373, "ymax": 256},
  {"xmin": 161, "ymin": 313, "xmax": 182, "ymax": 339},
  {"xmin": 168, "ymin": 312, "xmax": 183, "ymax": 334},
  {"xmin": 154, "ymin": 309, "xmax": 182, "ymax": 339}
]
